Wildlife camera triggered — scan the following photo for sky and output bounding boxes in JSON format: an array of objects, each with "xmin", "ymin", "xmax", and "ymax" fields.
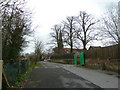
[{"xmin": 23, "ymin": 0, "xmax": 119, "ymax": 54}]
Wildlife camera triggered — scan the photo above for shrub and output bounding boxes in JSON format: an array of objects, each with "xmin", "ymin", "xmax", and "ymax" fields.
[{"xmin": 51, "ymin": 53, "xmax": 74, "ymax": 59}]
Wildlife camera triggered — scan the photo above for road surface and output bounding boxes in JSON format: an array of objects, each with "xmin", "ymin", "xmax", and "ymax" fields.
[{"xmin": 24, "ymin": 61, "xmax": 100, "ymax": 88}]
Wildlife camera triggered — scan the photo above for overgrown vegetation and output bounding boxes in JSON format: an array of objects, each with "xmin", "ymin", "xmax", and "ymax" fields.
[
  {"xmin": 51, "ymin": 53, "xmax": 74, "ymax": 59},
  {"xmin": 14, "ymin": 62, "xmax": 41, "ymax": 88},
  {"xmin": 51, "ymin": 59, "xmax": 73, "ymax": 64},
  {"xmin": 0, "ymin": 0, "xmax": 33, "ymax": 62},
  {"xmin": 3, "ymin": 61, "xmax": 41, "ymax": 89}
]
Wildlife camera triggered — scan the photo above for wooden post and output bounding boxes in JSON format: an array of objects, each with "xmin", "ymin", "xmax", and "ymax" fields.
[
  {"xmin": 0, "ymin": 60, "xmax": 3, "ymax": 90},
  {"xmin": 0, "ymin": 12, "xmax": 2, "ymax": 90},
  {"xmin": 0, "ymin": 3, "xmax": 2, "ymax": 90}
]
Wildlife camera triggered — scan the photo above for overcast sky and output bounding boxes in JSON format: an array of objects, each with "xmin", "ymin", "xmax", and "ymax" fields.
[{"xmin": 23, "ymin": 0, "xmax": 119, "ymax": 54}]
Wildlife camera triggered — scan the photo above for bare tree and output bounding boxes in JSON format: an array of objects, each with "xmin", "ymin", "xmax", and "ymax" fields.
[
  {"xmin": 50, "ymin": 24, "xmax": 64, "ymax": 54},
  {"xmin": 75, "ymin": 11, "xmax": 98, "ymax": 50},
  {"xmin": 50, "ymin": 25, "xmax": 60, "ymax": 47},
  {"xmin": 101, "ymin": 3, "xmax": 120, "ymax": 45},
  {"xmin": 62, "ymin": 16, "xmax": 76, "ymax": 53},
  {"xmin": 34, "ymin": 39, "xmax": 44, "ymax": 62}
]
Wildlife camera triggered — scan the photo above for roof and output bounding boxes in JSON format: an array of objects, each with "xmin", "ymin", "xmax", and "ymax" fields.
[{"xmin": 89, "ymin": 46, "xmax": 101, "ymax": 50}]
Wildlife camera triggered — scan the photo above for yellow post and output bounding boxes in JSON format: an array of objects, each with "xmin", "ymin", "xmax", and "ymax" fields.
[{"xmin": 0, "ymin": 60, "xmax": 3, "ymax": 90}]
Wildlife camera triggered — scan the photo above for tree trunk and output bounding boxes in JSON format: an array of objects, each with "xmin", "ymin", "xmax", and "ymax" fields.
[
  {"xmin": 83, "ymin": 41, "xmax": 86, "ymax": 50},
  {"xmin": 70, "ymin": 45, "xmax": 73, "ymax": 53}
]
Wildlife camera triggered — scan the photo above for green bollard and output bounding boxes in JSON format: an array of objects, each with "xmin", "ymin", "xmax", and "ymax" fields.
[
  {"xmin": 80, "ymin": 52, "xmax": 85, "ymax": 66},
  {"xmin": 74, "ymin": 54, "xmax": 77, "ymax": 65}
]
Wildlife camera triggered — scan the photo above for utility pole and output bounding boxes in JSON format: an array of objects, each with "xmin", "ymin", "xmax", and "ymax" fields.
[
  {"xmin": 0, "ymin": 10, "xmax": 2, "ymax": 60},
  {"xmin": 118, "ymin": 3, "xmax": 120, "ymax": 90},
  {"xmin": 0, "ymin": 6, "xmax": 3, "ymax": 90},
  {"xmin": 118, "ymin": 1, "xmax": 120, "ymax": 43}
]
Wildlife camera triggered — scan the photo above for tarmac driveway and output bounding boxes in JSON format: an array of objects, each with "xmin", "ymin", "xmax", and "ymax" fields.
[{"xmin": 24, "ymin": 61, "xmax": 100, "ymax": 88}]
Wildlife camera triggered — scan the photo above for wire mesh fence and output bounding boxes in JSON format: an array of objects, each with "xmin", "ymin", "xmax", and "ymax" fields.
[{"xmin": 3, "ymin": 60, "xmax": 29, "ymax": 86}]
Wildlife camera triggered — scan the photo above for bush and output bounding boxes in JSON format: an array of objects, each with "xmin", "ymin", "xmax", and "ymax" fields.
[{"xmin": 51, "ymin": 53, "xmax": 74, "ymax": 59}]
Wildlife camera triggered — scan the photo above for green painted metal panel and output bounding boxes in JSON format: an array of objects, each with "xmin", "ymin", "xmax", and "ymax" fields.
[
  {"xmin": 74, "ymin": 54, "xmax": 77, "ymax": 65},
  {"xmin": 80, "ymin": 52, "xmax": 85, "ymax": 66}
]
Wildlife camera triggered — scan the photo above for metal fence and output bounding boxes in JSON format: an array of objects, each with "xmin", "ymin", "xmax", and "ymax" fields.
[{"xmin": 3, "ymin": 60, "xmax": 29, "ymax": 86}]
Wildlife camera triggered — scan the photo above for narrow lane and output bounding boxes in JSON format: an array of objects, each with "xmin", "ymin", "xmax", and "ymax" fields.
[{"xmin": 24, "ymin": 62, "xmax": 100, "ymax": 88}]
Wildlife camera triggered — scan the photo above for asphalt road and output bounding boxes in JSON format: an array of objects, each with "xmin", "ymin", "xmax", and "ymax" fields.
[{"xmin": 24, "ymin": 61, "xmax": 101, "ymax": 88}]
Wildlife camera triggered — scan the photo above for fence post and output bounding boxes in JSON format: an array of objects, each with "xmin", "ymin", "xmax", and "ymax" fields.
[{"xmin": 0, "ymin": 60, "xmax": 3, "ymax": 90}]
